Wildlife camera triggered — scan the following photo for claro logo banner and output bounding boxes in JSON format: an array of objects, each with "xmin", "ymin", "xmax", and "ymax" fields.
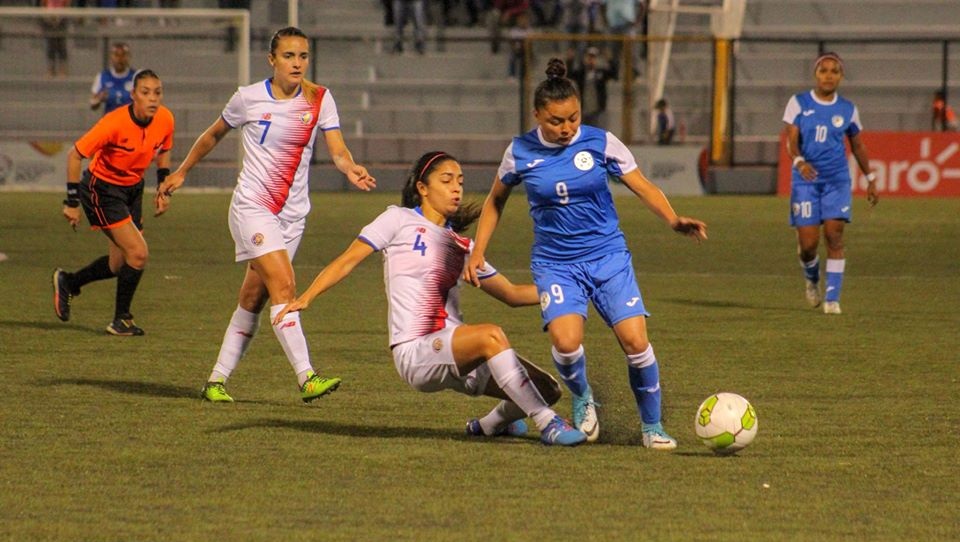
[{"xmin": 778, "ymin": 132, "xmax": 960, "ymax": 196}]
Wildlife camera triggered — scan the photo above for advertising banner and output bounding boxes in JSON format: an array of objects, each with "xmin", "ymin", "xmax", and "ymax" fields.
[
  {"xmin": 0, "ymin": 140, "xmax": 70, "ymax": 190},
  {"xmin": 625, "ymin": 144, "xmax": 705, "ymax": 196},
  {"xmin": 778, "ymin": 131, "xmax": 960, "ymax": 197}
]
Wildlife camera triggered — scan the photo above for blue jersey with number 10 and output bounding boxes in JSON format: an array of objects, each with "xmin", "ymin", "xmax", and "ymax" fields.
[
  {"xmin": 783, "ymin": 90, "xmax": 862, "ymax": 184},
  {"xmin": 497, "ymin": 125, "xmax": 638, "ymax": 263}
]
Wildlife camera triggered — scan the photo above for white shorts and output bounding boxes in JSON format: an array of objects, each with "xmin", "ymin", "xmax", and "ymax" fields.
[
  {"xmin": 228, "ymin": 196, "xmax": 305, "ymax": 262},
  {"xmin": 391, "ymin": 326, "xmax": 491, "ymax": 397}
]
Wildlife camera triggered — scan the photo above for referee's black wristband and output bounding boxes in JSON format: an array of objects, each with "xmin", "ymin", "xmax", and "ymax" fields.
[
  {"xmin": 65, "ymin": 182, "xmax": 80, "ymax": 207},
  {"xmin": 157, "ymin": 168, "xmax": 170, "ymax": 189}
]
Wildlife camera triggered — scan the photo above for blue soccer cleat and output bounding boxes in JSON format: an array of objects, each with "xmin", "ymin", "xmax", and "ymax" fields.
[
  {"xmin": 540, "ymin": 416, "xmax": 587, "ymax": 446},
  {"xmin": 465, "ymin": 418, "xmax": 528, "ymax": 437}
]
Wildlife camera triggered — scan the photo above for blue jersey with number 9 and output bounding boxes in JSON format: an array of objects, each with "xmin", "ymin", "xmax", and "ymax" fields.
[{"xmin": 497, "ymin": 125, "xmax": 639, "ymax": 263}]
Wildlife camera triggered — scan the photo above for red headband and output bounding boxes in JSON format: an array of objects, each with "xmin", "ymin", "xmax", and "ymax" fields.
[{"xmin": 418, "ymin": 153, "xmax": 448, "ymax": 181}]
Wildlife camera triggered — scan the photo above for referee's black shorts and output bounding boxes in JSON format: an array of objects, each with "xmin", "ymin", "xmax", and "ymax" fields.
[{"xmin": 79, "ymin": 170, "xmax": 144, "ymax": 231}]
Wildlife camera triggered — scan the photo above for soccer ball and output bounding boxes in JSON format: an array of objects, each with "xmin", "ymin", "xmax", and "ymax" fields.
[{"xmin": 694, "ymin": 392, "xmax": 758, "ymax": 455}]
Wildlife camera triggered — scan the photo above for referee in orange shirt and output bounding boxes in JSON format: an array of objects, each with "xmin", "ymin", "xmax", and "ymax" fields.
[{"xmin": 53, "ymin": 69, "xmax": 174, "ymax": 336}]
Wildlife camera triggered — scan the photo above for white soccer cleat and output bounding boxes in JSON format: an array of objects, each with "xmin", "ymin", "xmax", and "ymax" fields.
[
  {"xmin": 823, "ymin": 301, "xmax": 842, "ymax": 315},
  {"xmin": 804, "ymin": 280, "xmax": 822, "ymax": 308},
  {"xmin": 572, "ymin": 387, "xmax": 600, "ymax": 443},
  {"xmin": 579, "ymin": 400, "xmax": 600, "ymax": 443},
  {"xmin": 641, "ymin": 422, "xmax": 677, "ymax": 450}
]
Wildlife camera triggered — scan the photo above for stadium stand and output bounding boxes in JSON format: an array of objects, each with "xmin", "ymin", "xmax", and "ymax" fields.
[{"xmin": 2, "ymin": 0, "xmax": 958, "ymax": 185}]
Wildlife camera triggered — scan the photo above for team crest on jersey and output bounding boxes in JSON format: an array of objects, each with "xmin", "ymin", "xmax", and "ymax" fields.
[
  {"xmin": 251, "ymin": 233, "xmax": 264, "ymax": 246},
  {"xmin": 300, "ymin": 111, "xmax": 313, "ymax": 125},
  {"xmin": 262, "ymin": 113, "xmax": 271, "ymax": 120},
  {"xmin": 540, "ymin": 291, "xmax": 551, "ymax": 311},
  {"xmin": 573, "ymin": 151, "xmax": 594, "ymax": 171},
  {"xmin": 832, "ymin": 115, "xmax": 844, "ymax": 128},
  {"xmin": 432, "ymin": 338, "xmax": 443, "ymax": 352}
]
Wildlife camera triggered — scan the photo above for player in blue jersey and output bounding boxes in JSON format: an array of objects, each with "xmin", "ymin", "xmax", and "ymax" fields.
[
  {"xmin": 465, "ymin": 58, "xmax": 707, "ymax": 448},
  {"xmin": 90, "ymin": 43, "xmax": 136, "ymax": 115},
  {"xmin": 783, "ymin": 52, "xmax": 878, "ymax": 315}
]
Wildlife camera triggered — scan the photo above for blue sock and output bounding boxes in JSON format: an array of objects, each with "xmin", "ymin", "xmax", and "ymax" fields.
[
  {"xmin": 825, "ymin": 258, "xmax": 845, "ymax": 302},
  {"xmin": 626, "ymin": 346, "xmax": 661, "ymax": 425},
  {"xmin": 552, "ymin": 345, "xmax": 589, "ymax": 397},
  {"xmin": 800, "ymin": 255, "xmax": 820, "ymax": 284}
]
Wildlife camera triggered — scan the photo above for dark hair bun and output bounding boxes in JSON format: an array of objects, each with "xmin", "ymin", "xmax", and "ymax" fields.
[{"xmin": 545, "ymin": 58, "xmax": 567, "ymax": 80}]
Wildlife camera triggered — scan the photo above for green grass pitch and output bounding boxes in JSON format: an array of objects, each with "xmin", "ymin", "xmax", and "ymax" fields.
[{"xmin": 1, "ymin": 191, "xmax": 957, "ymax": 540}]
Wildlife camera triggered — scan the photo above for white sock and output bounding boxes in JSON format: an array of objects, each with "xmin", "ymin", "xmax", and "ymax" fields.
[
  {"xmin": 269, "ymin": 304, "xmax": 313, "ymax": 384},
  {"xmin": 478, "ymin": 400, "xmax": 526, "ymax": 435},
  {"xmin": 486, "ymin": 349, "xmax": 555, "ymax": 431},
  {"xmin": 209, "ymin": 306, "xmax": 260, "ymax": 382}
]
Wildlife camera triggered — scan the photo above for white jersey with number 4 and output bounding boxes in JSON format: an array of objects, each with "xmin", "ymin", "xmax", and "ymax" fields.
[
  {"xmin": 358, "ymin": 206, "xmax": 498, "ymax": 347},
  {"xmin": 221, "ymin": 79, "xmax": 340, "ymax": 221}
]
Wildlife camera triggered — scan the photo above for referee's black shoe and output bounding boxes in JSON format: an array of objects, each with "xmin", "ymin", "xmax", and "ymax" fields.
[
  {"xmin": 52, "ymin": 268, "xmax": 73, "ymax": 322},
  {"xmin": 106, "ymin": 314, "xmax": 145, "ymax": 336}
]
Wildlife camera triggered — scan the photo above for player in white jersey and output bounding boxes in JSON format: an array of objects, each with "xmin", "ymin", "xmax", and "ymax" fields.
[
  {"xmin": 273, "ymin": 152, "xmax": 587, "ymax": 446},
  {"xmin": 157, "ymin": 27, "xmax": 376, "ymax": 403}
]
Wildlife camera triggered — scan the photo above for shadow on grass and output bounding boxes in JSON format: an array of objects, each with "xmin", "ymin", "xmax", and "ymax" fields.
[
  {"xmin": 658, "ymin": 297, "xmax": 805, "ymax": 312},
  {"xmin": 0, "ymin": 319, "xmax": 105, "ymax": 335},
  {"xmin": 212, "ymin": 418, "xmax": 534, "ymax": 443},
  {"xmin": 47, "ymin": 378, "xmax": 198, "ymax": 399}
]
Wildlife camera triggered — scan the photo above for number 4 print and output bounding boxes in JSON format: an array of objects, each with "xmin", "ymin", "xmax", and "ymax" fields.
[{"xmin": 412, "ymin": 234, "xmax": 427, "ymax": 255}]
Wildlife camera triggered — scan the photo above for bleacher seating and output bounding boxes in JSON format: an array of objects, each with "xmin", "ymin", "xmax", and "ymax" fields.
[{"xmin": 2, "ymin": 0, "xmax": 958, "ymax": 175}]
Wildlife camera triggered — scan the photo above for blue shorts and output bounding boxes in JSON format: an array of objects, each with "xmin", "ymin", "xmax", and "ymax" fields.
[
  {"xmin": 531, "ymin": 250, "xmax": 649, "ymax": 330},
  {"xmin": 790, "ymin": 181, "xmax": 852, "ymax": 226}
]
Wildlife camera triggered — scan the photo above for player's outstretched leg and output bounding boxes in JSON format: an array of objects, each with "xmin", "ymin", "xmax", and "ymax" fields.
[
  {"xmin": 466, "ymin": 417, "xmax": 528, "ymax": 437},
  {"xmin": 540, "ymin": 415, "xmax": 587, "ymax": 446},
  {"xmin": 485, "ymin": 348, "xmax": 585, "ymax": 446}
]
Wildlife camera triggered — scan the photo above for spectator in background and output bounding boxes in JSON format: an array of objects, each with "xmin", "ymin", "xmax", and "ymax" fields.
[
  {"xmin": 507, "ymin": 10, "xmax": 531, "ymax": 78},
  {"xmin": 39, "ymin": 0, "xmax": 70, "ymax": 78},
  {"xmin": 655, "ymin": 98, "xmax": 675, "ymax": 145},
  {"xmin": 605, "ymin": 0, "xmax": 644, "ymax": 77},
  {"xmin": 488, "ymin": 0, "xmax": 529, "ymax": 54},
  {"xmin": 393, "ymin": 0, "xmax": 427, "ymax": 54},
  {"xmin": 568, "ymin": 46, "xmax": 616, "ymax": 128},
  {"xmin": 932, "ymin": 90, "xmax": 958, "ymax": 131},
  {"xmin": 91, "ymin": 42, "xmax": 135, "ymax": 115},
  {"xmin": 559, "ymin": 0, "xmax": 589, "ymax": 55}
]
